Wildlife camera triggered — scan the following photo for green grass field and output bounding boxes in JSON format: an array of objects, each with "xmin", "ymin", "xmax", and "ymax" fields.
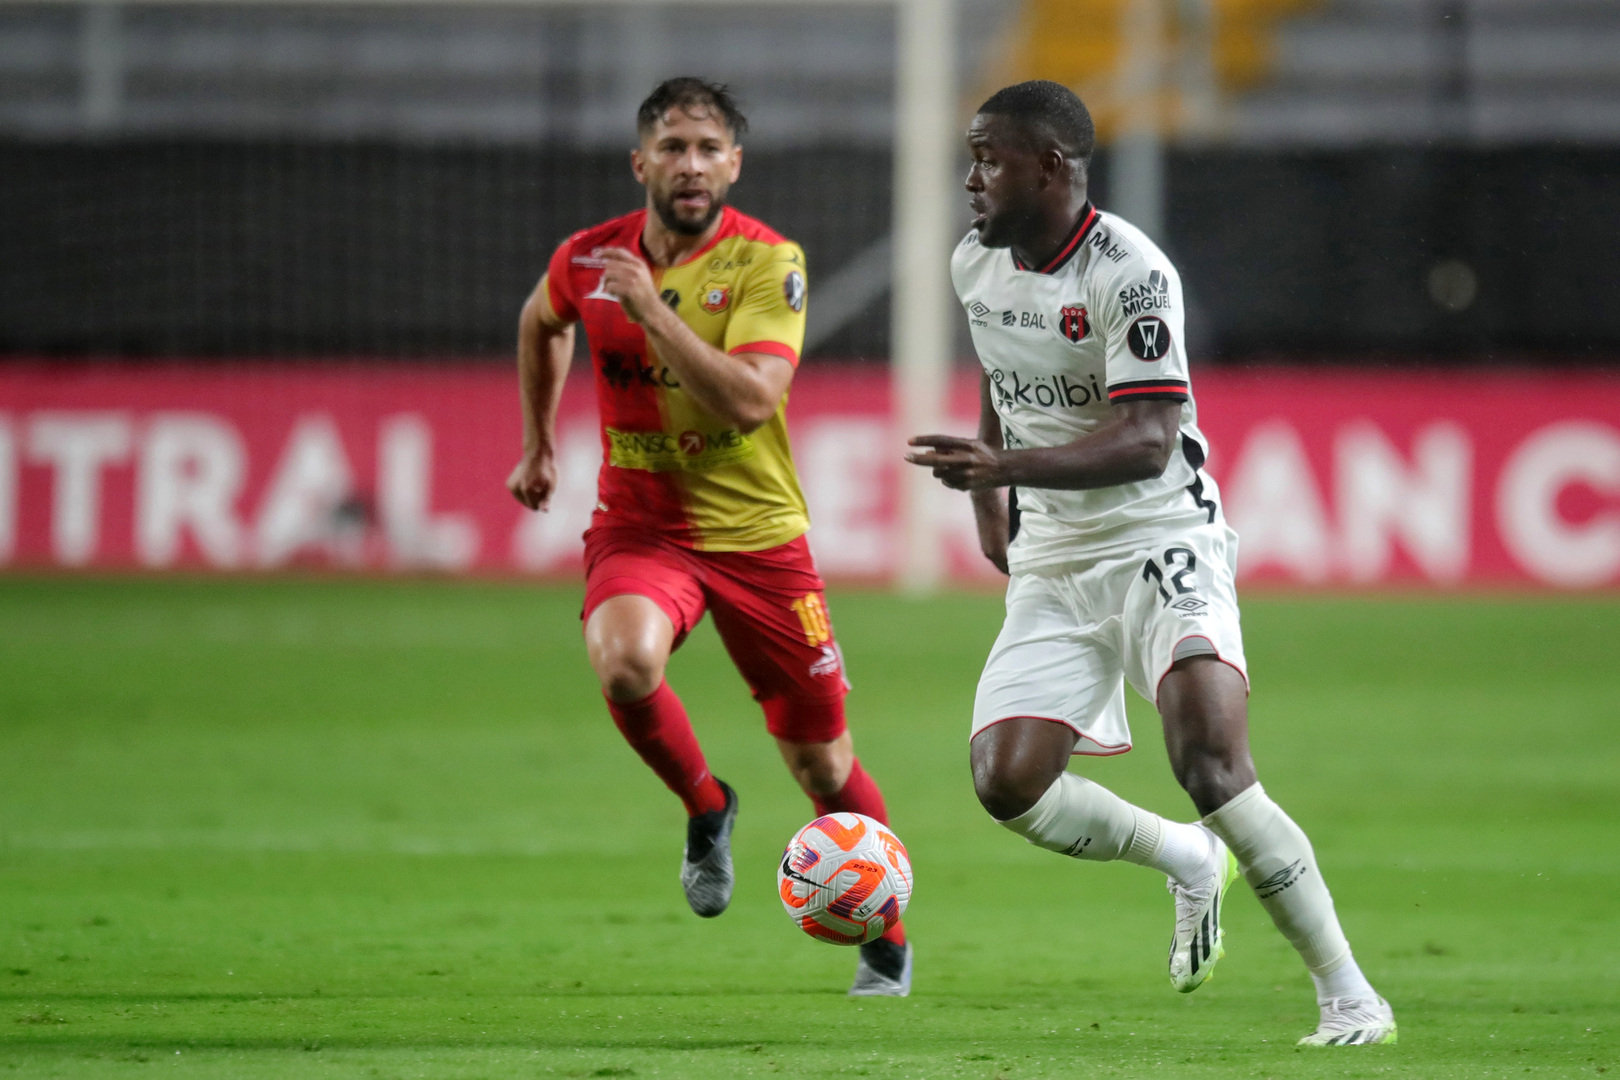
[{"xmin": 0, "ymin": 578, "xmax": 1616, "ymax": 1079}]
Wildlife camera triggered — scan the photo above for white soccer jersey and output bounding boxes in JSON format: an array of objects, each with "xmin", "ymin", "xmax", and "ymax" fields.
[{"xmin": 951, "ymin": 204, "xmax": 1225, "ymax": 572}]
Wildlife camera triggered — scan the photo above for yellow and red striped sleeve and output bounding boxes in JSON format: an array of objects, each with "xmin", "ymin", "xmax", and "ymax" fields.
[{"xmin": 723, "ymin": 242, "xmax": 807, "ymax": 367}]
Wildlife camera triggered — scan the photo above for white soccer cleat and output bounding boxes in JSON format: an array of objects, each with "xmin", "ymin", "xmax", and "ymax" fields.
[
  {"xmin": 849, "ymin": 940, "xmax": 912, "ymax": 997},
  {"xmin": 680, "ymin": 780, "xmax": 738, "ymax": 918},
  {"xmin": 1297, "ymin": 996, "xmax": 1398, "ymax": 1046},
  {"xmin": 1167, "ymin": 826, "xmax": 1239, "ymax": 992}
]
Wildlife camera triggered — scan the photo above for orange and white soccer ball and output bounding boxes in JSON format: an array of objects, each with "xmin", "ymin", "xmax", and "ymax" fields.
[{"xmin": 778, "ymin": 812, "xmax": 913, "ymax": 945}]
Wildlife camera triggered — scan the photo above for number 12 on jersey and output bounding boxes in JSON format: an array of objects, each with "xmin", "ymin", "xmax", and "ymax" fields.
[{"xmin": 1142, "ymin": 547, "xmax": 1199, "ymax": 606}]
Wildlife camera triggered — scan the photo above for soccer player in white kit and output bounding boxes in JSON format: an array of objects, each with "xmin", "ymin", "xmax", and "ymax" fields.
[{"xmin": 906, "ymin": 81, "xmax": 1397, "ymax": 1047}]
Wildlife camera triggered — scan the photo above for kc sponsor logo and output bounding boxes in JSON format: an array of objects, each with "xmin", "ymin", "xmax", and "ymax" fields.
[
  {"xmin": 1120, "ymin": 270, "xmax": 1172, "ymax": 317},
  {"xmin": 783, "ymin": 270, "xmax": 806, "ymax": 313},
  {"xmin": 989, "ymin": 367, "xmax": 1106, "ymax": 410},
  {"xmin": 1059, "ymin": 305, "xmax": 1089, "ymax": 343},
  {"xmin": 1127, "ymin": 315, "xmax": 1172, "ymax": 361},
  {"xmin": 600, "ymin": 350, "xmax": 680, "ymax": 391},
  {"xmin": 700, "ymin": 285, "xmax": 730, "ymax": 314}
]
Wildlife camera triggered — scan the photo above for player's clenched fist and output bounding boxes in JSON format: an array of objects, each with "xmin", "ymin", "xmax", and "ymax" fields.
[
  {"xmin": 597, "ymin": 248, "xmax": 661, "ymax": 324},
  {"xmin": 506, "ymin": 451, "xmax": 559, "ymax": 511},
  {"xmin": 905, "ymin": 434, "xmax": 1006, "ymax": 491}
]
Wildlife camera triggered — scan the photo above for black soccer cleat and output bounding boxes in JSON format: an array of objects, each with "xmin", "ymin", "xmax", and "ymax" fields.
[{"xmin": 680, "ymin": 779, "xmax": 738, "ymax": 918}]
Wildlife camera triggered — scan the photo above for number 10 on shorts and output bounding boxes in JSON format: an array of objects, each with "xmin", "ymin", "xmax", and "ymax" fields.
[{"xmin": 791, "ymin": 592, "xmax": 832, "ymax": 645}]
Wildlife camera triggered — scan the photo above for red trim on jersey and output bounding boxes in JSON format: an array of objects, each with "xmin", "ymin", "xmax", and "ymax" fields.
[
  {"xmin": 1108, "ymin": 383, "xmax": 1190, "ymax": 401},
  {"xmin": 730, "ymin": 340, "xmax": 800, "ymax": 367},
  {"xmin": 1011, "ymin": 203, "xmax": 1099, "ymax": 274},
  {"xmin": 970, "ymin": 713, "xmax": 1133, "ymax": 757},
  {"xmin": 655, "ymin": 206, "xmax": 768, "ymax": 267}
]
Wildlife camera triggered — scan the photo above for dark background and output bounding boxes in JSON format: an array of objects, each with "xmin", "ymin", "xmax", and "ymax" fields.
[{"xmin": 4, "ymin": 140, "xmax": 1612, "ymax": 364}]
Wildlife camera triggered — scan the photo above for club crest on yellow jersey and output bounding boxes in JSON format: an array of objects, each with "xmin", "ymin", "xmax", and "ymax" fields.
[{"xmin": 700, "ymin": 285, "xmax": 731, "ymax": 314}]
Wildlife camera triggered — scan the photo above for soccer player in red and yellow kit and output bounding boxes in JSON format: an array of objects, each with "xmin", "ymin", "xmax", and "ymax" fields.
[{"xmin": 506, "ymin": 78, "xmax": 910, "ymax": 995}]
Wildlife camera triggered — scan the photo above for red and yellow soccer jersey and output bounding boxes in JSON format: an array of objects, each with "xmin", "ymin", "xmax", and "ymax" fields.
[{"xmin": 544, "ymin": 207, "xmax": 811, "ymax": 552}]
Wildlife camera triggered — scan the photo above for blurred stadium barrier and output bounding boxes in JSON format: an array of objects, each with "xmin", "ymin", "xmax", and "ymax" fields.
[{"xmin": 3, "ymin": 364, "xmax": 1618, "ymax": 588}]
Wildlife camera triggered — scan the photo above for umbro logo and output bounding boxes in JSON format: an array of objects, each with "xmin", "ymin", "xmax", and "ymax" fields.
[
  {"xmin": 1061, "ymin": 836, "xmax": 1093, "ymax": 858},
  {"xmin": 968, "ymin": 301, "xmax": 991, "ymax": 318},
  {"xmin": 1255, "ymin": 859, "xmax": 1307, "ymax": 899},
  {"xmin": 1170, "ymin": 596, "xmax": 1208, "ymax": 614}
]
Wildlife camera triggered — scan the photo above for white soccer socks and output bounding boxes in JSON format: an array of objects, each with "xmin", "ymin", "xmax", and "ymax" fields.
[
  {"xmin": 1000, "ymin": 772, "xmax": 1213, "ymax": 884},
  {"xmin": 1202, "ymin": 782, "xmax": 1378, "ymax": 1003}
]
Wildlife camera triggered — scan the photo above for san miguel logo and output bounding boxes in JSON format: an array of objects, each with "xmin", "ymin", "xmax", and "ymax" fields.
[{"xmin": 1059, "ymin": 305, "xmax": 1089, "ymax": 343}]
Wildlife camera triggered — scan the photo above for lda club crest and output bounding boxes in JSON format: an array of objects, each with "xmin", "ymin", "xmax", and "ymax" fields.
[{"xmin": 1059, "ymin": 305, "xmax": 1089, "ymax": 344}]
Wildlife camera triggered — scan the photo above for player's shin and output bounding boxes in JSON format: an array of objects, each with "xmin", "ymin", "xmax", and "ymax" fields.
[
  {"xmin": 1203, "ymin": 782, "xmax": 1378, "ymax": 1002},
  {"xmin": 999, "ymin": 772, "xmax": 1212, "ymax": 882},
  {"xmin": 605, "ymin": 681, "xmax": 727, "ymax": 817},
  {"xmin": 813, "ymin": 759, "xmax": 906, "ymax": 948}
]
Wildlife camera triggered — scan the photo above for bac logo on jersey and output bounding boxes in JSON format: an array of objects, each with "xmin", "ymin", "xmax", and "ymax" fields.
[
  {"xmin": 700, "ymin": 285, "xmax": 730, "ymax": 314},
  {"xmin": 1059, "ymin": 305, "xmax": 1089, "ymax": 343},
  {"xmin": 1128, "ymin": 315, "xmax": 1172, "ymax": 361},
  {"xmin": 783, "ymin": 270, "xmax": 806, "ymax": 313}
]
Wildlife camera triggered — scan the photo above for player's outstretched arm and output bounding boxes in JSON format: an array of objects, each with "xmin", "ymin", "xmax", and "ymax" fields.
[
  {"xmin": 969, "ymin": 372, "xmax": 1011, "ymax": 574},
  {"xmin": 597, "ymin": 248, "xmax": 792, "ymax": 432},
  {"xmin": 507, "ymin": 278, "xmax": 576, "ymax": 511},
  {"xmin": 906, "ymin": 399, "xmax": 1180, "ymax": 493}
]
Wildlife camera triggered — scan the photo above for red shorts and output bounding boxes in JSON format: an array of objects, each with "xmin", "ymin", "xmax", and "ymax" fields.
[{"xmin": 582, "ymin": 526, "xmax": 850, "ymax": 744}]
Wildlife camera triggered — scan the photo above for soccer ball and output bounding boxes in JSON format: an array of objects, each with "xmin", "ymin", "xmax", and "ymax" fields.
[{"xmin": 777, "ymin": 812, "xmax": 913, "ymax": 945}]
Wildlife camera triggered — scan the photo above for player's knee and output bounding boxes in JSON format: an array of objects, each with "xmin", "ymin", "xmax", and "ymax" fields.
[
  {"xmin": 1175, "ymin": 748, "xmax": 1256, "ymax": 818},
  {"xmin": 972, "ymin": 766, "xmax": 1048, "ymax": 822},
  {"xmin": 590, "ymin": 641, "xmax": 666, "ymax": 703},
  {"xmin": 970, "ymin": 724, "xmax": 1071, "ymax": 821},
  {"xmin": 796, "ymin": 752, "xmax": 851, "ymax": 797},
  {"xmin": 778, "ymin": 733, "xmax": 854, "ymax": 797}
]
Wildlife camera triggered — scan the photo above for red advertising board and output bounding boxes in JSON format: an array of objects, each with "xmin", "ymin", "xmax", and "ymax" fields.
[{"xmin": 1, "ymin": 363, "xmax": 1617, "ymax": 588}]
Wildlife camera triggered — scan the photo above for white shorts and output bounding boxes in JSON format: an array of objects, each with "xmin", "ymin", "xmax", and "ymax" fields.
[{"xmin": 971, "ymin": 524, "xmax": 1249, "ymax": 756}]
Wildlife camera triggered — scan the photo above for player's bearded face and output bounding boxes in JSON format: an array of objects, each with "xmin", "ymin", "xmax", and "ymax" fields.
[
  {"xmin": 636, "ymin": 108, "xmax": 741, "ymax": 237},
  {"xmin": 964, "ymin": 115, "xmax": 1044, "ymax": 249}
]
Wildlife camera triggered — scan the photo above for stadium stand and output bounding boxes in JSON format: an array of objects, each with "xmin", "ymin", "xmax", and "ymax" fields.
[{"xmin": 1, "ymin": 1, "xmax": 1617, "ymax": 361}]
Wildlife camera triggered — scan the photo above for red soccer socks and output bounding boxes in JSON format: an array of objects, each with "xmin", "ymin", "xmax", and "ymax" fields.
[
  {"xmin": 605, "ymin": 681, "xmax": 727, "ymax": 817},
  {"xmin": 814, "ymin": 759, "xmax": 905, "ymax": 947}
]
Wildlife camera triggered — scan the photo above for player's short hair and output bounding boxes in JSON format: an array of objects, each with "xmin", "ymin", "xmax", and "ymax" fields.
[
  {"xmin": 637, "ymin": 77, "xmax": 748, "ymax": 141},
  {"xmin": 977, "ymin": 80, "xmax": 1095, "ymax": 162}
]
